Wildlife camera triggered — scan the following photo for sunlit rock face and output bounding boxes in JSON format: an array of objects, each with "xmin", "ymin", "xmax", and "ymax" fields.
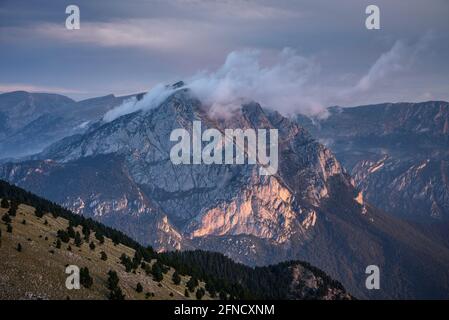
[
  {"xmin": 296, "ymin": 101, "xmax": 449, "ymax": 221},
  {"xmin": 3, "ymin": 89, "xmax": 449, "ymax": 299},
  {"xmin": 21, "ymin": 88, "xmax": 348, "ymax": 249},
  {"xmin": 188, "ymin": 176, "xmax": 303, "ymax": 243}
]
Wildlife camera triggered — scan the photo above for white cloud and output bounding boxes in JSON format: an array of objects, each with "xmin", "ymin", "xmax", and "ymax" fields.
[
  {"xmin": 338, "ymin": 34, "xmax": 433, "ymax": 104},
  {"xmin": 102, "ymin": 37, "xmax": 432, "ymax": 122},
  {"xmin": 186, "ymin": 48, "xmax": 325, "ymax": 117},
  {"xmin": 103, "ymin": 83, "xmax": 174, "ymax": 122},
  {"xmin": 103, "ymin": 48, "xmax": 327, "ymax": 121},
  {"xmin": 32, "ymin": 18, "xmax": 228, "ymax": 53}
]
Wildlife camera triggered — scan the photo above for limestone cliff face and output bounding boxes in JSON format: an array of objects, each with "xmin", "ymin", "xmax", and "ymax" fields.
[
  {"xmin": 188, "ymin": 176, "xmax": 306, "ymax": 244},
  {"xmin": 15, "ymin": 88, "xmax": 347, "ymax": 249},
  {"xmin": 296, "ymin": 101, "xmax": 449, "ymax": 221},
  {"xmin": 4, "ymin": 88, "xmax": 449, "ymax": 299}
]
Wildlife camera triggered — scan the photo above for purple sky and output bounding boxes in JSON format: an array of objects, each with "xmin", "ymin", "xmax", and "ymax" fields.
[{"xmin": 0, "ymin": 0, "xmax": 448, "ymax": 107}]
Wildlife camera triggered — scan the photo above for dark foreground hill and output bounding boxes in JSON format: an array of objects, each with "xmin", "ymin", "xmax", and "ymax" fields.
[
  {"xmin": 2, "ymin": 88, "xmax": 449, "ymax": 299},
  {"xmin": 0, "ymin": 179, "xmax": 350, "ymax": 300}
]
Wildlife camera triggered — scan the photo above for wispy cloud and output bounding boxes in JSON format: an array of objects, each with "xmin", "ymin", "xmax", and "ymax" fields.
[
  {"xmin": 186, "ymin": 48, "xmax": 324, "ymax": 117},
  {"xmin": 32, "ymin": 19, "xmax": 217, "ymax": 52},
  {"xmin": 103, "ymin": 36, "xmax": 434, "ymax": 122},
  {"xmin": 338, "ymin": 33, "xmax": 434, "ymax": 104}
]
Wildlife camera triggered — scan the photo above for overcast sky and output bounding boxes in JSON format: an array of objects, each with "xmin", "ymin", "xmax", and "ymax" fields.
[{"xmin": 0, "ymin": 0, "xmax": 448, "ymax": 108}]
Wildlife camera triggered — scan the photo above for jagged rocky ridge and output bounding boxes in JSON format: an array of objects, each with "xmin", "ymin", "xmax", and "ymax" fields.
[
  {"xmin": 1, "ymin": 89, "xmax": 449, "ymax": 299},
  {"xmin": 0, "ymin": 91, "xmax": 143, "ymax": 159},
  {"xmin": 296, "ymin": 101, "xmax": 449, "ymax": 222}
]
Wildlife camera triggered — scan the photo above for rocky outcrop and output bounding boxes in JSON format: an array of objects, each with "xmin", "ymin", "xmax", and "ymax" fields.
[
  {"xmin": 2, "ymin": 90, "xmax": 449, "ymax": 299},
  {"xmin": 296, "ymin": 101, "xmax": 449, "ymax": 221}
]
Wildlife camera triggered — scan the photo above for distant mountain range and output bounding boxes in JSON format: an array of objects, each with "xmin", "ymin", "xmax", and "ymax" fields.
[
  {"xmin": 0, "ymin": 89, "xmax": 448, "ymax": 299},
  {"xmin": 296, "ymin": 101, "xmax": 449, "ymax": 222},
  {"xmin": 0, "ymin": 91, "xmax": 143, "ymax": 159}
]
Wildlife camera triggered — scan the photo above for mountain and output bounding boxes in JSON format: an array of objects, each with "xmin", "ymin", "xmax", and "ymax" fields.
[
  {"xmin": 1, "ymin": 88, "xmax": 449, "ymax": 299},
  {"xmin": 296, "ymin": 101, "xmax": 449, "ymax": 222},
  {"xmin": 0, "ymin": 180, "xmax": 350, "ymax": 300},
  {"xmin": 0, "ymin": 91, "xmax": 143, "ymax": 159}
]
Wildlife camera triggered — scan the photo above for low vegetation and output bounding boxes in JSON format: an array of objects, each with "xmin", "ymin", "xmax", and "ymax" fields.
[{"xmin": 0, "ymin": 179, "xmax": 349, "ymax": 300}]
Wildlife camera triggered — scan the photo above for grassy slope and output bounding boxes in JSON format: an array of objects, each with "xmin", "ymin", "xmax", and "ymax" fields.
[{"xmin": 0, "ymin": 202, "xmax": 211, "ymax": 300}]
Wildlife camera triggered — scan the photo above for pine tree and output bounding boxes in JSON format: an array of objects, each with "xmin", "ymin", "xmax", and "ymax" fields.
[
  {"xmin": 8, "ymin": 206, "xmax": 16, "ymax": 217},
  {"xmin": 95, "ymin": 232, "xmax": 105, "ymax": 244},
  {"xmin": 107, "ymin": 270, "xmax": 125, "ymax": 300},
  {"xmin": 132, "ymin": 250, "xmax": 143, "ymax": 269},
  {"xmin": 172, "ymin": 271, "xmax": 181, "ymax": 285},
  {"xmin": 82, "ymin": 225, "xmax": 90, "ymax": 241},
  {"xmin": 89, "ymin": 241, "xmax": 96, "ymax": 251},
  {"xmin": 56, "ymin": 239, "xmax": 62, "ymax": 249},
  {"xmin": 187, "ymin": 276, "xmax": 198, "ymax": 293},
  {"xmin": 151, "ymin": 262, "xmax": 164, "ymax": 282},
  {"xmin": 67, "ymin": 225, "xmax": 75, "ymax": 238},
  {"xmin": 196, "ymin": 288, "xmax": 205, "ymax": 300},
  {"xmin": 100, "ymin": 251, "xmax": 108, "ymax": 261},
  {"xmin": 6, "ymin": 224, "xmax": 12, "ymax": 233},
  {"xmin": 80, "ymin": 267, "xmax": 93, "ymax": 288},
  {"xmin": 1, "ymin": 198, "xmax": 9, "ymax": 208},
  {"xmin": 107, "ymin": 270, "xmax": 120, "ymax": 290},
  {"xmin": 108, "ymin": 287, "xmax": 125, "ymax": 300},
  {"xmin": 57, "ymin": 230, "xmax": 70, "ymax": 243},
  {"xmin": 2, "ymin": 213, "xmax": 11, "ymax": 224},
  {"xmin": 120, "ymin": 253, "xmax": 133, "ymax": 272},
  {"xmin": 17, "ymin": 243, "xmax": 22, "ymax": 252},
  {"xmin": 34, "ymin": 206, "xmax": 44, "ymax": 218},
  {"xmin": 74, "ymin": 231, "xmax": 82, "ymax": 247},
  {"xmin": 184, "ymin": 289, "xmax": 190, "ymax": 298},
  {"xmin": 205, "ymin": 282, "xmax": 216, "ymax": 297},
  {"xmin": 136, "ymin": 282, "xmax": 143, "ymax": 293},
  {"xmin": 8, "ymin": 200, "xmax": 18, "ymax": 217}
]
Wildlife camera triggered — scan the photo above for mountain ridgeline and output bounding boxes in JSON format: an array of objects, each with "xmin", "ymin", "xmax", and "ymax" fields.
[
  {"xmin": 0, "ymin": 179, "xmax": 350, "ymax": 300},
  {"xmin": 296, "ymin": 101, "xmax": 449, "ymax": 222},
  {"xmin": 0, "ymin": 91, "xmax": 144, "ymax": 159},
  {"xmin": 1, "ymin": 88, "xmax": 449, "ymax": 299}
]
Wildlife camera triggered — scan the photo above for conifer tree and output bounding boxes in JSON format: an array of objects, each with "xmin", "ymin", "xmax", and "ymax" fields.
[
  {"xmin": 74, "ymin": 231, "xmax": 82, "ymax": 247},
  {"xmin": 0, "ymin": 198, "xmax": 9, "ymax": 209},
  {"xmin": 108, "ymin": 287, "xmax": 125, "ymax": 300},
  {"xmin": 80, "ymin": 267, "xmax": 93, "ymax": 288},
  {"xmin": 100, "ymin": 251, "xmax": 108, "ymax": 261},
  {"xmin": 34, "ymin": 206, "xmax": 44, "ymax": 218},
  {"xmin": 196, "ymin": 288, "xmax": 205, "ymax": 300},
  {"xmin": 107, "ymin": 270, "xmax": 120, "ymax": 290},
  {"xmin": 187, "ymin": 276, "xmax": 198, "ymax": 292},
  {"xmin": 2, "ymin": 213, "xmax": 11, "ymax": 224},
  {"xmin": 151, "ymin": 262, "xmax": 164, "ymax": 282},
  {"xmin": 172, "ymin": 270, "xmax": 181, "ymax": 285}
]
